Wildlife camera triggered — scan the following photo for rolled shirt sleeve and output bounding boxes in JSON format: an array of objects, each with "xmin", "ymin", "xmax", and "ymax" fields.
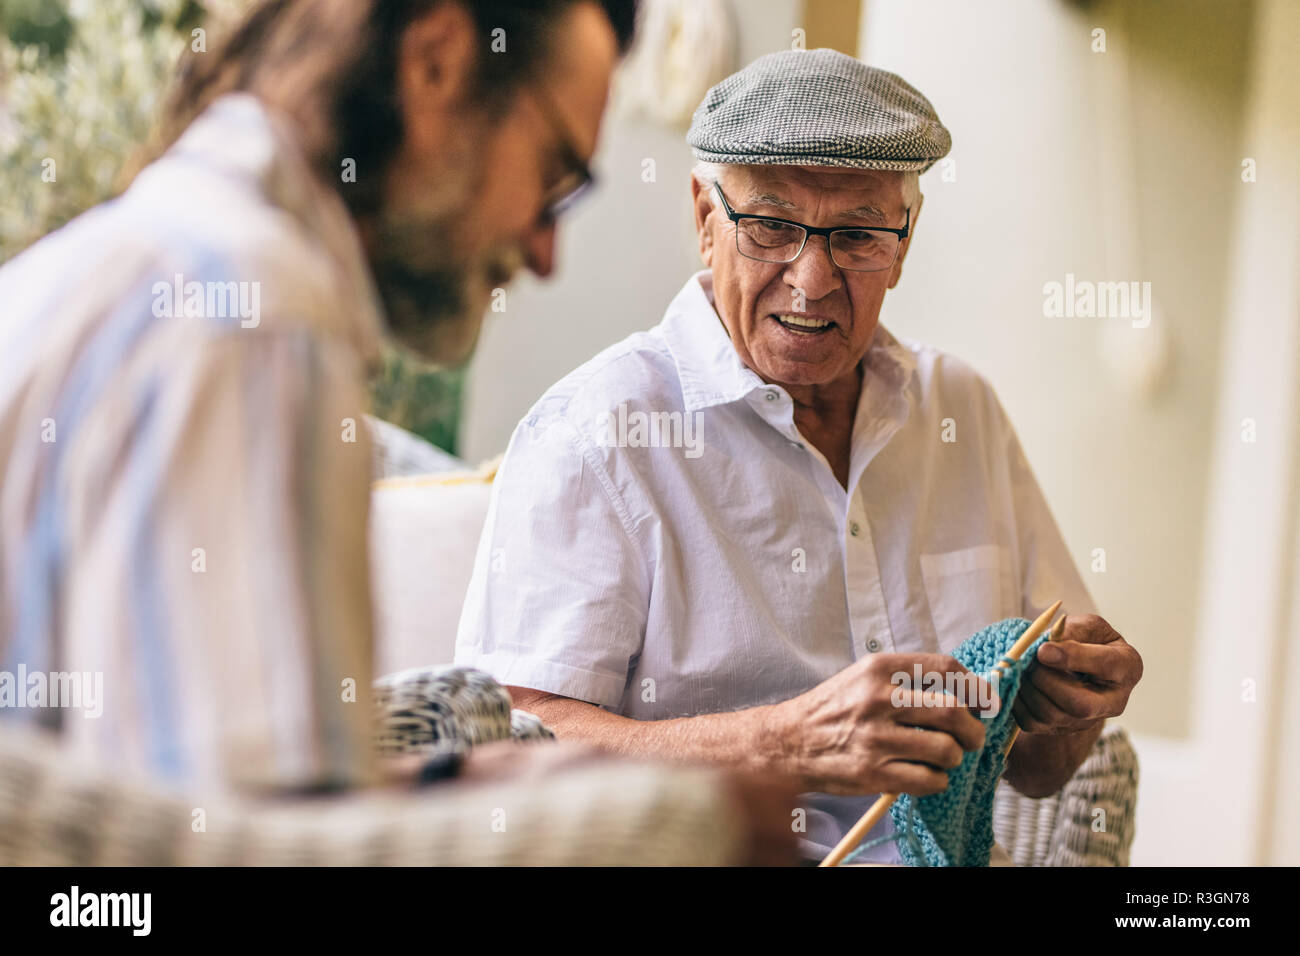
[{"xmin": 455, "ymin": 414, "xmax": 650, "ymax": 709}]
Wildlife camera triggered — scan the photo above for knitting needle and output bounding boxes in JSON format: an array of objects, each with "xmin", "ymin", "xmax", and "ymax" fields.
[
  {"xmin": 1000, "ymin": 611, "xmax": 1067, "ymax": 755},
  {"xmin": 819, "ymin": 600, "xmax": 1062, "ymax": 867}
]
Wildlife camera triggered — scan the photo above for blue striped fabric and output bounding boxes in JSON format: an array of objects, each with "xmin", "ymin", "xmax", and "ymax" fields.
[{"xmin": 0, "ymin": 94, "xmax": 389, "ymax": 795}]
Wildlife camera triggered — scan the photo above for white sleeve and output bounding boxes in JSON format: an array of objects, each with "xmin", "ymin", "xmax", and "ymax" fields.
[{"xmin": 455, "ymin": 415, "xmax": 650, "ymax": 709}]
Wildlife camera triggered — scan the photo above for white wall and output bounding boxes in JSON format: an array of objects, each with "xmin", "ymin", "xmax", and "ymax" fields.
[
  {"xmin": 858, "ymin": 0, "xmax": 1255, "ymax": 743},
  {"xmin": 1179, "ymin": 0, "xmax": 1300, "ymax": 867},
  {"xmin": 860, "ymin": 0, "xmax": 1300, "ymax": 865}
]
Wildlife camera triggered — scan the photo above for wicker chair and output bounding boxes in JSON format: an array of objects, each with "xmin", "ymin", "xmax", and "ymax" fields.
[
  {"xmin": 992, "ymin": 724, "xmax": 1139, "ymax": 866},
  {"xmin": 0, "ymin": 667, "xmax": 1138, "ymax": 866},
  {"xmin": 0, "ymin": 666, "xmax": 740, "ymax": 866}
]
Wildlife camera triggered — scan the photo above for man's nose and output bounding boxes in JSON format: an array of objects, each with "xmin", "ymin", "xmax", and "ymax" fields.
[
  {"xmin": 783, "ymin": 235, "xmax": 842, "ymax": 300},
  {"xmin": 524, "ymin": 220, "xmax": 558, "ymax": 278}
]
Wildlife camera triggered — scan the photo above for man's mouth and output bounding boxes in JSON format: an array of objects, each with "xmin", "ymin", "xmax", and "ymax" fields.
[{"xmin": 771, "ymin": 313, "xmax": 837, "ymax": 335}]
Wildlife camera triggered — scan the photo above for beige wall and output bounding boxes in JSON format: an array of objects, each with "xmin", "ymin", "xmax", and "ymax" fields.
[
  {"xmin": 861, "ymin": 0, "xmax": 1300, "ymax": 866},
  {"xmin": 858, "ymin": 0, "xmax": 1254, "ymax": 741}
]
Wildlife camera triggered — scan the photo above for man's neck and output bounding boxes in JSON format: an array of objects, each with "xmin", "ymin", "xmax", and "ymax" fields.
[
  {"xmin": 786, "ymin": 366, "xmax": 862, "ymax": 490},
  {"xmin": 781, "ymin": 366, "xmax": 863, "ymax": 418}
]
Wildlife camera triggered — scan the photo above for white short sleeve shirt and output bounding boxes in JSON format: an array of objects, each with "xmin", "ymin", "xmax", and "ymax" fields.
[{"xmin": 456, "ymin": 271, "xmax": 1095, "ymax": 861}]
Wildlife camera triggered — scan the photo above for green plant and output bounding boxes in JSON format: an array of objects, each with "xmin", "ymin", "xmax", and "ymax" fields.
[
  {"xmin": 0, "ymin": 0, "xmax": 464, "ymax": 453},
  {"xmin": 0, "ymin": 0, "xmax": 221, "ymax": 259},
  {"xmin": 369, "ymin": 351, "xmax": 467, "ymax": 455}
]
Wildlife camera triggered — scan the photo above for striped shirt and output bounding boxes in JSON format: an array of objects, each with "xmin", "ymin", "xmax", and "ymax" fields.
[{"xmin": 0, "ymin": 94, "xmax": 387, "ymax": 795}]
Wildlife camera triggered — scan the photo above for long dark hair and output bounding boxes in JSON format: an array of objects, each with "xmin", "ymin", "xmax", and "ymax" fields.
[{"xmin": 139, "ymin": 0, "xmax": 637, "ymax": 215}]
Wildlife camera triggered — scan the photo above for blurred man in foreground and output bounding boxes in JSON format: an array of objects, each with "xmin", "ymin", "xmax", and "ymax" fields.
[{"xmin": 0, "ymin": 0, "xmax": 795, "ymax": 864}]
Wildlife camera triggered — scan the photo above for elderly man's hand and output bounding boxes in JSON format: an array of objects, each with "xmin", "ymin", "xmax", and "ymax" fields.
[
  {"xmin": 772, "ymin": 653, "xmax": 995, "ymax": 796},
  {"xmin": 1013, "ymin": 614, "xmax": 1142, "ymax": 735}
]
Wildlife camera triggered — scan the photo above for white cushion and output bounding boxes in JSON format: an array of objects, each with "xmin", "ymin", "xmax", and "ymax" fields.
[{"xmin": 368, "ymin": 468, "xmax": 495, "ymax": 674}]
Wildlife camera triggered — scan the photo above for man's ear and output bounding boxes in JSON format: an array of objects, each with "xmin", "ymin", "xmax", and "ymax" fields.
[
  {"xmin": 691, "ymin": 175, "xmax": 715, "ymax": 268},
  {"xmin": 887, "ymin": 192, "xmax": 923, "ymax": 290},
  {"xmin": 396, "ymin": 2, "xmax": 480, "ymax": 156}
]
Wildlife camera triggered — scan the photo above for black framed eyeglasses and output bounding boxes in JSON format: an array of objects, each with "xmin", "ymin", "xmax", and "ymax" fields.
[
  {"xmin": 713, "ymin": 183, "xmax": 910, "ymax": 273},
  {"xmin": 527, "ymin": 85, "xmax": 596, "ymax": 225}
]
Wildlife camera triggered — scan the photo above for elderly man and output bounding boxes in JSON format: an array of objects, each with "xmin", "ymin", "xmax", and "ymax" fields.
[{"xmin": 456, "ymin": 49, "xmax": 1143, "ymax": 863}]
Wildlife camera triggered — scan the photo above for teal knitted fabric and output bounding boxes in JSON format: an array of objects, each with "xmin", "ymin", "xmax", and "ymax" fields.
[{"xmin": 886, "ymin": 617, "xmax": 1048, "ymax": 867}]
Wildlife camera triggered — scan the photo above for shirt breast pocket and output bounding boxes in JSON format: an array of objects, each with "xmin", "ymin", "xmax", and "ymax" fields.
[{"xmin": 919, "ymin": 544, "xmax": 1017, "ymax": 650}]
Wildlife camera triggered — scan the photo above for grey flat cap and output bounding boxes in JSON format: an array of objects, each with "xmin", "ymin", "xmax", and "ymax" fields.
[{"xmin": 687, "ymin": 48, "xmax": 951, "ymax": 173}]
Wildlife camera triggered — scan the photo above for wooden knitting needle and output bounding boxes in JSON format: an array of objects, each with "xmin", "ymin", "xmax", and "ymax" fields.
[
  {"xmin": 819, "ymin": 600, "xmax": 1062, "ymax": 867},
  {"xmin": 1000, "ymin": 611, "xmax": 1067, "ymax": 755}
]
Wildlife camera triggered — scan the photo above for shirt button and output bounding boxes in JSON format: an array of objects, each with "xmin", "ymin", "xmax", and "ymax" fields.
[
  {"xmin": 849, "ymin": 522, "xmax": 861, "ymax": 537},
  {"xmin": 765, "ymin": 391, "xmax": 778, "ymax": 402},
  {"xmin": 867, "ymin": 639, "xmax": 882, "ymax": 652}
]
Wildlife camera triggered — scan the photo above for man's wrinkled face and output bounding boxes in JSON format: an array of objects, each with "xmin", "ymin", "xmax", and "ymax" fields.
[
  {"xmin": 692, "ymin": 165, "xmax": 916, "ymax": 391},
  {"xmin": 371, "ymin": 2, "xmax": 617, "ymax": 366}
]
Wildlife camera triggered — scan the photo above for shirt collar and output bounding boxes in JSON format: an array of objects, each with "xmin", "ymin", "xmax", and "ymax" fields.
[
  {"xmin": 661, "ymin": 270, "xmax": 920, "ymax": 414},
  {"xmin": 162, "ymin": 93, "xmax": 388, "ymax": 367}
]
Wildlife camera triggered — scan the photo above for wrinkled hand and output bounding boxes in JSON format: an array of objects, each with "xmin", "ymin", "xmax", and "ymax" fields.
[
  {"xmin": 776, "ymin": 652, "xmax": 995, "ymax": 796},
  {"xmin": 1014, "ymin": 614, "xmax": 1142, "ymax": 734}
]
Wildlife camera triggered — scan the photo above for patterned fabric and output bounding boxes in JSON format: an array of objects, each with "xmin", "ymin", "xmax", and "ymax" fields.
[
  {"xmin": 367, "ymin": 415, "xmax": 464, "ymax": 480},
  {"xmin": 687, "ymin": 49, "xmax": 951, "ymax": 172},
  {"xmin": 0, "ymin": 93, "xmax": 385, "ymax": 794},
  {"xmin": 509, "ymin": 709, "xmax": 555, "ymax": 741},
  {"xmin": 992, "ymin": 724, "xmax": 1139, "ymax": 867},
  {"xmin": 372, "ymin": 665, "xmax": 554, "ymax": 758},
  {"xmin": 889, "ymin": 618, "xmax": 1046, "ymax": 866}
]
